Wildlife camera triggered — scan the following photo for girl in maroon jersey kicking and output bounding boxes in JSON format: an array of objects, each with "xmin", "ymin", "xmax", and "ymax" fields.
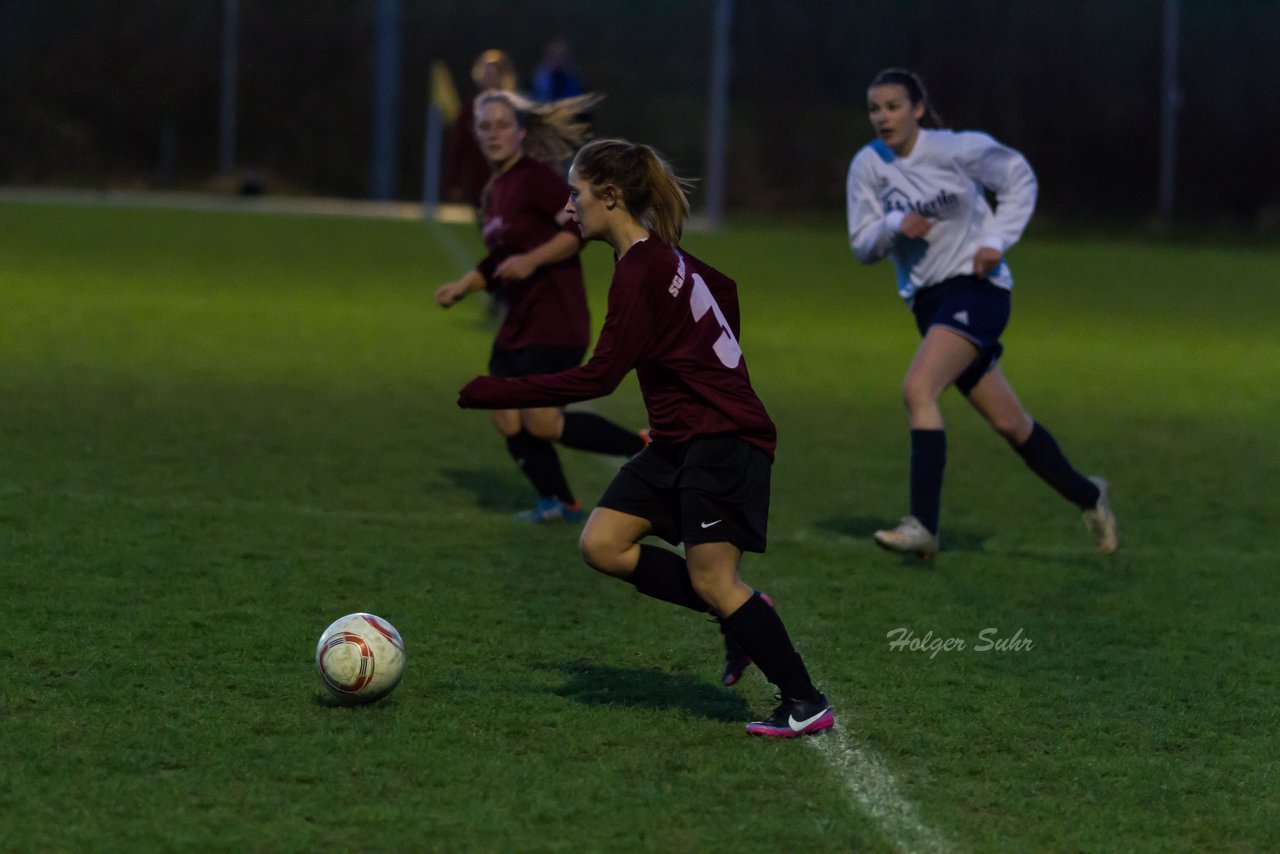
[
  {"xmin": 436, "ymin": 91, "xmax": 646, "ymax": 523},
  {"xmin": 458, "ymin": 139, "xmax": 834, "ymax": 738}
]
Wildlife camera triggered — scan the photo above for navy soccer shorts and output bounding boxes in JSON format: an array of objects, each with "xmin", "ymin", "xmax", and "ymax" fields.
[
  {"xmin": 912, "ymin": 275, "xmax": 1011, "ymax": 395},
  {"xmin": 597, "ymin": 435, "xmax": 771, "ymax": 553}
]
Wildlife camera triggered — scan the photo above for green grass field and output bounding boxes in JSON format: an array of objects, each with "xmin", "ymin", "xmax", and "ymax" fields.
[{"xmin": 2, "ymin": 199, "xmax": 1277, "ymax": 851}]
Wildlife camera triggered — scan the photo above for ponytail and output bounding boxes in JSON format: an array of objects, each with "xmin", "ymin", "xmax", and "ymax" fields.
[
  {"xmin": 869, "ymin": 67, "xmax": 945, "ymax": 128},
  {"xmin": 571, "ymin": 139, "xmax": 693, "ymax": 246}
]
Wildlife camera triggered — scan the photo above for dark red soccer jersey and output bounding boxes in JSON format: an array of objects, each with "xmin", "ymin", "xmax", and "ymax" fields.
[
  {"xmin": 476, "ymin": 156, "xmax": 590, "ymax": 350},
  {"xmin": 459, "ymin": 237, "xmax": 778, "ymax": 458}
]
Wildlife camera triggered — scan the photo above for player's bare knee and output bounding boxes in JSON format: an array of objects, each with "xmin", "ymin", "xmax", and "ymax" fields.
[
  {"xmin": 524, "ymin": 420, "xmax": 559, "ymax": 441},
  {"xmin": 578, "ymin": 528, "xmax": 623, "ymax": 576},
  {"xmin": 991, "ymin": 413, "xmax": 1032, "ymax": 443},
  {"xmin": 902, "ymin": 380, "xmax": 936, "ymax": 416}
]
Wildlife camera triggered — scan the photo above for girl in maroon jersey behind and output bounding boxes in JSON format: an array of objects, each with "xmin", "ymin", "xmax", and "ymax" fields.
[
  {"xmin": 458, "ymin": 139, "xmax": 834, "ymax": 738},
  {"xmin": 436, "ymin": 91, "xmax": 646, "ymax": 523}
]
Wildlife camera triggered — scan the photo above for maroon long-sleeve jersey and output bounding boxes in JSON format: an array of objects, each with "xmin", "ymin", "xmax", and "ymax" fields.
[
  {"xmin": 459, "ymin": 237, "xmax": 778, "ymax": 458},
  {"xmin": 476, "ymin": 156, "xmax": 590, "ymax": 350}
]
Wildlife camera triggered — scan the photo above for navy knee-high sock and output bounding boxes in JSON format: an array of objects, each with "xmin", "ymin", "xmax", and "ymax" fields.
[
  {"xmin": 559, "ymin": 412, "xmax": 646, "ymax": 456},
  {"xmin": 722, "ymin": 593, "xmax": 821, "ymax": 703},
  {"xmin": 627, "ymin": 545, "xmax": 709, "ymax": 612},
  {"xmin": 910, "ymin": 429, "xmax": 946, "ymax": 534},
  {"xmin": 1014, "ymin": 422, "xmax": 1100, "ymax": 509},
  {"xmin": 505, "ymin": 431, "xmax": 576, "ymax": 505}
]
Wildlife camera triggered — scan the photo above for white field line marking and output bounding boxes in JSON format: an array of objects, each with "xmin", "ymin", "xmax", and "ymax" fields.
[
  {"xmin": 807, "ymin": 726, "xmax": 951, "ymax": 853},
  {"xmin": 423, "ymin": 216, "xmax": 479, "ymax": 273}
]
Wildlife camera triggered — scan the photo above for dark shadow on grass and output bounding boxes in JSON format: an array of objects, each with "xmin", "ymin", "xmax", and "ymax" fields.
[
  {"xmin": 815, "ymin": 515, "xmax": 990, "ymax": 553},
  {"xmin": 311, "ymin": 692, "xmax": 400, "ymax": 710},
  {"xmin": 440, "ymin": 466, "xmax": 526, "ymax": 512},
  {"xmin": 546, "ymin": 660, "xmax": 750, "ymax": 722}
]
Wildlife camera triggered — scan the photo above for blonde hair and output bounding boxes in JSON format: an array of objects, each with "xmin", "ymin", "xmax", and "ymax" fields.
[
  {"xmin": 474, "ymin": 89, "xmax": 602, "ymax": 165},
  {"xmin": 470, "ymin": 49, "xmax": 516, "ymax": 91},
  {"xmin": 570, "ymin": 139, "xmax": 693, "ymax": 246}
]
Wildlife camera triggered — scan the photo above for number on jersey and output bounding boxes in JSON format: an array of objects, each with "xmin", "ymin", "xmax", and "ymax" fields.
[{"xmin": 688, "ymin": 273, "xmax": 742, "ymax": 369}]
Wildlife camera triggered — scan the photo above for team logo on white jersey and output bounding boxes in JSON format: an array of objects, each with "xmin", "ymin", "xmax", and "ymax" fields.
[{"xmin": 882, "ymin": 187, "xmax": 960, "ymax": 217}]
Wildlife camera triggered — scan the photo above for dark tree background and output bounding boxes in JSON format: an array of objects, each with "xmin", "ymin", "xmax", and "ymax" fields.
[{"xmin": 2, "ymin": 0, "xmax": 1277, "ymax": 225}]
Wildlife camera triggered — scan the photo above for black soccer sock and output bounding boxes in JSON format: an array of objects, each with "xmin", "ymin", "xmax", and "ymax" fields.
[
  {"xmin": 505, "ymin": 431, "xmax": 576, "ymax": 505},
  {"xmin": 627, "ymin": 545, "xmax": 710, "ymax": 613},
  {"xmin": 722, "ymin": 593, "xmax": 821, "ymax": 703},
  {"xmin": 1013, "ymin": 422, "xmax": 1100, "ymax": 510},
  {"xmin": 558, "ymin": 412, "xmax": 646, "ymax": 456},
  {"xmin": 909, "ymin": 429, "xmax": 946, "ymax": 534}
]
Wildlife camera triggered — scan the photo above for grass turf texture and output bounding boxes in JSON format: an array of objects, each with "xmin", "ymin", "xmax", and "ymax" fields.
[{"xmin": 2, "ymin": 201, "xmax": 1277, "ymax": 850}]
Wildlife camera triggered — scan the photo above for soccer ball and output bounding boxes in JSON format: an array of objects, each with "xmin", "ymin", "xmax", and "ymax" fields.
[{"xmin": 314, "ymin": 612, "xmax": 406, "ymax": 705}]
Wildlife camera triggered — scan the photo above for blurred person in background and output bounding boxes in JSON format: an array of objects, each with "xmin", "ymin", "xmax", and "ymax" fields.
[
  {"xmin": 458, "ymin": 139, "xmax": 835, "ymax": 738},
  {"xmin": 846, "ymin": 67, "xmax": 1118, "ymax": 559},
  {"xmin": 443, "ymin": 50, "xmax": 518, "ymax": 208},
  {"xmin": 436, "ymin": 90, "xmax": 646, "ymax": 524},
  {"xmin": 531, "ymin": 38, "xmax": 584, "ymax": 102}
]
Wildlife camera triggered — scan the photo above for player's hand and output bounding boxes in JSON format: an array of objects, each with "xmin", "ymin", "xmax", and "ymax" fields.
[
  {"xmin": 899, "ymin": 212, "xmax": 932, "ymax": 239},
  {"xmin": 435, "ymin": 281, "xmax": 468, "ymax": 307},
  {"xmin": 494, "ymin": 253, "xmax": 537, "ymax": 281},
  {"xmin": 973, "ymin": 247, "xmax": 1003, "ymax": 277}
]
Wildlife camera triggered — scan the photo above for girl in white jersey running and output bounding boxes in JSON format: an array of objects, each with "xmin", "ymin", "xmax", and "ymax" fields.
[{"xmin": 846, "ymin": 68, "xmax": 1118, "ymax": 558}]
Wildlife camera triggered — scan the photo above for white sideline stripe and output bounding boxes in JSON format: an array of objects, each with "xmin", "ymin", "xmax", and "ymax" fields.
[
  {"xmin": 807, "ymin": 727, "xmax": 950, "ymax": 853},
  {"xmin": 424, "ymin": 216, "xmax": 480, "ymax": 273}
]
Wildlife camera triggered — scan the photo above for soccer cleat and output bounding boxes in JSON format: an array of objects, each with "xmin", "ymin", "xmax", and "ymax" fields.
[
  {"xmin": 745, "ymin": 694, "xmax": 835, "ymax": 739},
  {"xmin": 1082, "ymin": 476, "xmax": 1119, "ymax": 554},
  {"xmin": 514, "ymin": 497, "xmax": 585, "ymax": 524},
  {"xmin": 720, "ymin": 592, "xmax": 774, "ymax": 687},
  {"xmin": 873, "ymin": 515, "xmax": 939, "ymax": 559}
]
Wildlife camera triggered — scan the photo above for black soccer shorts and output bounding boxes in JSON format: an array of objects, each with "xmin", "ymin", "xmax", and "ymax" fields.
[
  {"xmin": 598, "ymin": 435, "xmax": 771, "ymax": 553},
  {"xmin": 488, "ymin": 343, "xmax": 586, "ymax": 378}
]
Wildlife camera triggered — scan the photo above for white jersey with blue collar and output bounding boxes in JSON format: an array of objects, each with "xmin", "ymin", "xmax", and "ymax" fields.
[{"xmin": 846, "ymin": 128, "xmax": 1037, "ymax": 304}]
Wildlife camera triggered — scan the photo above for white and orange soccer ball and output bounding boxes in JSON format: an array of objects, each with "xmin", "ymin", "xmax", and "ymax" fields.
[{"xmin": 314, "ymin": 612, "xmax": 406, "ymax": 705}]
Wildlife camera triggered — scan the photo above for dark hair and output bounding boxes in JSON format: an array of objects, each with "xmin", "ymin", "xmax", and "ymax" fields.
[
  {"xmin": 869, "ymin": 68, "xmax": 945, "ymax": 128},
  {"xmin": 570, "ymin": 139, "xmax": 693, "ymax": 246}
]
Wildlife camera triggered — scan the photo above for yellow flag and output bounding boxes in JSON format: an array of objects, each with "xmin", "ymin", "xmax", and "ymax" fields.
[{"xmin": 430, "ymin": 60, "xmax": 461, "ymax": 124}]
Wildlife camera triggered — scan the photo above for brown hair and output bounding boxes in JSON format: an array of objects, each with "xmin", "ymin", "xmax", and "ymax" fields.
[
  {"xmin": 570, "ymin": 139, "xmax": 693, "ymax": 246},
  {"xmin": 869, "ymin": 68, "xmax": 945, "ymax": 128},
  {"xmin": 474, "ymin": 89, "xmax": 602, "ymax": 165}
]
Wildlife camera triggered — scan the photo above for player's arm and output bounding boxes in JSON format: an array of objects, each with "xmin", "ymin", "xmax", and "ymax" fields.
[
  {"xmin": 493, "ymin": 230, "xmax": 581, "ymax": 281},
  {"xmin": 847, "ymin": 154, "xmax": 911, "ymax": 264},
  {"xmin": 435, "ymin": 268, "xmax": 487, "ymax": 307},
  {"xmin": 459, "ymin": 276, "xmax": 651, "ymax": 409},
  {"xmin": 957, "ymin": 131, "xmax": 1038, "ymax": 273}
]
